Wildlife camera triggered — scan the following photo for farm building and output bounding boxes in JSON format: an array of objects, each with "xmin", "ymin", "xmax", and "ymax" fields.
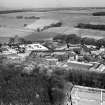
[
  {"xmin": 67, "ymin": 61, "xmax": 93, "ymax": 71},
  {"xmin": 71, "ymin": 85, "xmax": 105, "ymax": 105},
  {"xmin": 25, "ymin": 43, "xmax": 49, "ymax": 51},
  {"xmin": 25, "ymin": 19, "xmax": 62, "ymax": 31}
]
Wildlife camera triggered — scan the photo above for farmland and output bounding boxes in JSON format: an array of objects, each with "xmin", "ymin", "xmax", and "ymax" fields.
[{"xmin": 1, "ymin": 8, "xmax": 105, "ymax": 42}]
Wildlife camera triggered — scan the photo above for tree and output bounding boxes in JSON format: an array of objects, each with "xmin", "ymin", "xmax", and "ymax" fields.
[
  {"xmin": 49, "ymin": 70, "xmax": 73, "ymax": 105},
  {"xmin": 18, "ymin": 38, "xmax": 26, "ymax": 44},
  {"xmin": 81, "ymin": 37, "xmax": 96, "ymax": 45},
  {"xmin": 65, "ymin": 34, "xmax": 81, "ymax": 44},
  {"xmin": 96, "ymin": 38, "xmax": 105, "ymax": 49},
  {"xmin": 8, "ymin": 37, "xmax": 15, "ymax": 45}
]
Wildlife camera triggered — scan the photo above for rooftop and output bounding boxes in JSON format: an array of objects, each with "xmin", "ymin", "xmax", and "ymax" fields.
[{"xmin": 71, "ymin": 85, "xmax": 105, "ymax": 105}]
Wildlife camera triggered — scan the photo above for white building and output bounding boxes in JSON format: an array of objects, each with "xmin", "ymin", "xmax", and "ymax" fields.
[
  {"xmin": 25, "ymin": 43, "xmax": 49, "ymax": 51},
  {"xmin": 2, "ymin": 47, "xmax": 17, "ymax": 55},
  {"xmin": 25, "ymin": 19, "xmax": 61, "ymax": 31}
]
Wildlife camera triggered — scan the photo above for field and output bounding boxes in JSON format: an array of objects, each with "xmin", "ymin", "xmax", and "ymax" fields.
[{"xmin": 1, "ymin": 8, "xmax": 105, "ymax": 42}]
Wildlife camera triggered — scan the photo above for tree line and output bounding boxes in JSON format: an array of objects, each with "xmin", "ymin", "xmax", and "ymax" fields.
[
  {"xmin": 0, "ymin": 9, "xmax": 30, "ymax": 14},
  {"xmin": 16, "ymin": 16, "xmax": 40, "ymax": 19},
  {"xmin": 92, "ymin": 12, "xmax": 105, "ymax": 16},
  {"xmin": 53, "ymin": 34, "xmax": 105, "ymax": 48},
  {"xmin": 65, "ymin": 69, "xmax": 105, "ymax": 89},
  {"xmin": 0, "ymin": 64, "xmax": 73, "ymax": 105},
  {"xmin": 75, "ymin": 23, "xmax": 105, "ymax": 31},
  {"xmin": 52, "ymin": 68, "xmax": 105, "ymax": 89}
]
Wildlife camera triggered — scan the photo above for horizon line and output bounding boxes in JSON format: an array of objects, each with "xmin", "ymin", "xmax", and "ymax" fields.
[{"xmin": 1, "ymin": 6, "xmax": 105, "ymax": 10}]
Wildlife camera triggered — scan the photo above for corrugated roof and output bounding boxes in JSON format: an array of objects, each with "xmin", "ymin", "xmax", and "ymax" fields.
[{"xmin": 71, "ymin": 85, "xmax": 105, "ymax": 105}]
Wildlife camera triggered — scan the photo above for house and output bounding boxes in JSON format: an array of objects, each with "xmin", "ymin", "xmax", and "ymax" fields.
[
  {"xmin": 89, "ymin": 62, "xmax": 100, "ymax": 71},
  {"xmin": 1, "ymin": 47, "xmax": 17, "ymax": 55},
  {"xmin": 91, "ymin": 50, "xmax": 100, "ymax": 55},
  {"xmin": 96, "ymin": 64, "xmax": 105, "ymax": 72},
  {"xmin": 89, "ymin": 63, "xmax": 105, "ymax": 72},
  {"xmin": 67, "ymin": 52, "xmax": 77, "ymax": 61},
  {"xmin": 100, "ymin": 46, "xmax": 105, "ymax": 52},
  {"xmin": 91, "ymin": 46, "xmax": 105, "ymax": 56},
  {"xmin": 86, "ymin": 45, "xmax": 96, "ymax": 49},
  {"xmin": 19, "ymin": 44, "xmax": 26, "ymax": 48},
  {"xmin": 80, "ymin": 45, "xmax": 91, "ymax": 55},
  {"xmin": 25, "ymin": 43, "xmax": 49, "ymax": 51}
]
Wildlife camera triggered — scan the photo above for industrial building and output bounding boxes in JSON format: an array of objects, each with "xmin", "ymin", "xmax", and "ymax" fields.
[
  {"xmin": 25, "ymin": 43, "xmax": 49, "ymax": 51},
  {"xmin": 71, "ymin": 85, "xmax": 105, "ymax": 105}
]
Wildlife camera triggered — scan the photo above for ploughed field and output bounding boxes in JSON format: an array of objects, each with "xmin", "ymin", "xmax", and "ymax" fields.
[{"xmin": 1, "ymin": 8, "xmax": 105, "ymax": 41}]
